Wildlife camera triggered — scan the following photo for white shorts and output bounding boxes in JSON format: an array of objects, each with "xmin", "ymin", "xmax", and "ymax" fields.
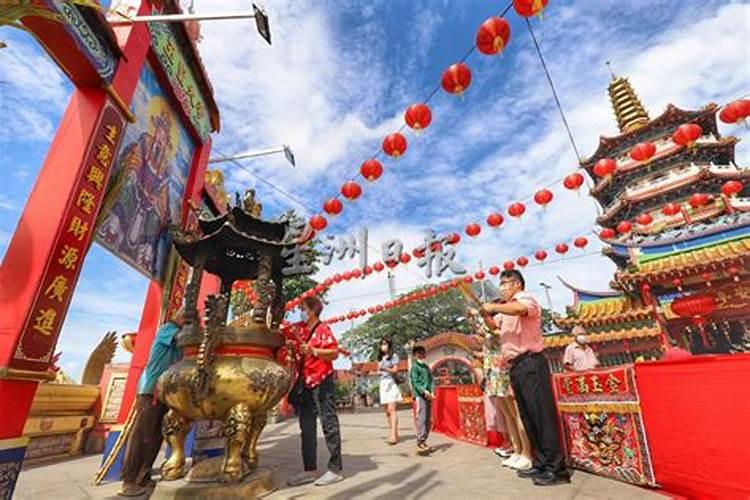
[{"xmin": 379, "ymin": 378, "xmax": 402, "ymax": 405}]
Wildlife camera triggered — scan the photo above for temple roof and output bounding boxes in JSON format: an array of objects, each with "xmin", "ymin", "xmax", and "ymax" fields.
[
  {"xmin": 420, "ymin": 331, "xmax": 481, "ymax": 353},
  {"xmin": 543, "ymin": 325, "xmax": 662, "ymax": 349},
  {"xmin": 198, "ymin": 206, "xmax": 288, "ymax": 242},
  {"xmin": 581, "ymin": 103, "xmax": 720, "ymax": 167},
  {"xmin": 616, "ymin": 235, "xmax": 750, "ymax": 282},
  {"xmin": 609, "ymin": 211, "xmax": 750, "ymax": 248},
  {"xmin": 557, "ymin": 276, "xmax": 622, "ymax": 300}
]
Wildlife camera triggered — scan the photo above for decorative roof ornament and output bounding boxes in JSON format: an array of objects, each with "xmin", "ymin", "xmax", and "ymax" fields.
[{"xmin": 606, "ymin": 61, "xmax": 650, "ymax": 133}]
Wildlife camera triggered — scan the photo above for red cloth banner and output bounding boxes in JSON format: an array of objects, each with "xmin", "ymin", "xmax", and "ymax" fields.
[
  {"xmin": 636, "ymin": 354, "xmax": 750, "ymax": 499},
  {"xmin": 10, "ymin": 103, "xmax": 125, "ymax": 372},
  {"xmin": 432, "ymin": 385, "xmax": 490, "ymax": 446},
  {"xmin": 554, "ymin": 366, "xmax": 656, "ymax": 487},
  {"xmin": 432, "ymin": 386, "xmax": 461, "ymax": 438}
]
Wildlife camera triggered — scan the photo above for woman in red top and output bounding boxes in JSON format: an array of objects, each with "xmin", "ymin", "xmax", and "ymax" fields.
[{"xmin": 285, "ymin": 296, "xmax": 344, "ymax": 487}]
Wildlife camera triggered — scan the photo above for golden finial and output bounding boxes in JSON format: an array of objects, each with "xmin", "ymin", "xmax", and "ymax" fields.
[{"xmin": 606, "ymin": 62, "xmax": 650, "ymax": 133}]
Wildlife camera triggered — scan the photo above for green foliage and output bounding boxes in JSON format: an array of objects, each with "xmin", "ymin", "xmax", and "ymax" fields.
[
  {"xmin": 342, "ymin": 281, "xmax": 495, "ymax": 361},
  {"xmin": 334, "ymin": 380, "xmax": 354, "ymax": 400}
]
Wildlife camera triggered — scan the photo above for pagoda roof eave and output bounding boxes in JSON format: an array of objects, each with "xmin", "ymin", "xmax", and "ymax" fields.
[
  {"xmin": 557, "ymin": 276, "xmax": 622, "ymax": 299},
  {"xmin": 605, "ymin": 212, "xmax": 750, "ymax": 249},
  {"xmin": 590, "ymin": 138, "xmax": 739, "ymax": 197},
  {"xmin": 581, "ymin": 103, "xmax": 720, "ymax": 167},
  {"xmin": 198, "ymin": 207, "xmax": 289, "ymax": 241}
]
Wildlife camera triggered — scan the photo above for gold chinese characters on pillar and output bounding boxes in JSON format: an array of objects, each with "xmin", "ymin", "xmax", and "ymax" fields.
[{"xmin": 11, "ymin": 103, "xmax": 126, "ymax": 373}]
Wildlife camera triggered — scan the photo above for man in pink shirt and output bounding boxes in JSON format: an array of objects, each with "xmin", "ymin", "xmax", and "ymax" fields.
[
  {"xmin": 481, "ymin": 270, "xmax": 569, "ymax": 486},
  {"xmin": 563, "ymin": 326, "xmax": 599, "ymax": 372}
]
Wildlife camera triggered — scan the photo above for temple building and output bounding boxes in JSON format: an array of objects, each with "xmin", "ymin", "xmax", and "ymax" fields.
[{"xmin": 550, "ymin": 73, "xmax": 750, "ymax": 368}]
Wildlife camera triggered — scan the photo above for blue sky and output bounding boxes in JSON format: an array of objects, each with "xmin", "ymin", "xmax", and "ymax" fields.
[{"xmin": 1, "ymin": 0, "xmax": 748, "ymax": 378}]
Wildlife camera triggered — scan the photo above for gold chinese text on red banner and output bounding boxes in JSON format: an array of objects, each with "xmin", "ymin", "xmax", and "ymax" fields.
[{"xmin": 11, "ymin": 103, "xmax": 125, "ymax": 372}]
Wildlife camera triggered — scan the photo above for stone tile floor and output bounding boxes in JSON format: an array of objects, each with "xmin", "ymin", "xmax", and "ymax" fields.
[{"xmin": 15, "ymin": 410, "xmax": 665, "ymax": 499}]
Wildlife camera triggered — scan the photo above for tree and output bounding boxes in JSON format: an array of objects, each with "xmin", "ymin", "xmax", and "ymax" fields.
[{"xmin": 342, "ymin": 281, "xmax": 495, "ymax": 361}]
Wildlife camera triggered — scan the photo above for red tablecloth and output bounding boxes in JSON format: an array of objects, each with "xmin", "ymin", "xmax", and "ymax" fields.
[
  {"xmin": 636, "ymin": 354, "xmax": 750, "ymax": 499},
  {"xmin": 432, "ymin": 386, "xmax": 461, "ymax": 438}
]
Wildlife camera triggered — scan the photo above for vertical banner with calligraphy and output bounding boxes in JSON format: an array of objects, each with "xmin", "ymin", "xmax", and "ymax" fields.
[
  {"xmin": 11, "ymin": 102, "xmax": 125, "ymax": 373},
  {"xmin": 163, "ymin": 211, "xmax": 199, "ymax": 321}
]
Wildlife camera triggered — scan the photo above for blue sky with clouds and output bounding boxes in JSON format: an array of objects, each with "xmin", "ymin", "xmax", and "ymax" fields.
[{"xmin": 1, "ymin": 0, "xmax": 748, "ymax": 378}]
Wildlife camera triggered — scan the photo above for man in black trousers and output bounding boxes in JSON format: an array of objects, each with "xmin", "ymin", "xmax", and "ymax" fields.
[{"xmin": 481, "ymin": 270, "xmax": 569, "ymax": 486}]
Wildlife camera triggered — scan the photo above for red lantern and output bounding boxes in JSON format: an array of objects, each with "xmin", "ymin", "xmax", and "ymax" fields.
[
  {"xmin": 573, "ymin": 237, "xmax": 588, "ymax": 249},
  {"xmin": 400, "ymin": 253, "xmax": 411, "ymax": 265},
  {"xmin": 600, "ymin": 228, "xmax": 616, "ymax": 239},
  {"xmin": 487, "ymin": 213, "xmax": 504, "ymax": 228},
  {"xmin": 662, "ymin": 203, "xmax": 682, "ymax": 216},
  {"xmin": 324, "ymin": 278, "xmax": 334, "ymax": 287},
  {"xmin": 630, "ymin": 141, "xmax": 657, "ymax": 163},
  {"xmin": 516, "ymin": 256, "xmax": 529, "ymax": 267},
  {"xmin": 689, "ymin": 193, "xmax": 709, "ymax": 209},
  {"xmin": 343, "ymin": 271, "xmax": 353, "ymax": 280},
  {"xmin": 323, "ymin": 198, "xmax": 343, "ymax": 216},
  {"xmin": 719, "ymin": 100, "xmax": 748, "ymax": 125},
  {"xmin": 360, "ymin": 159, "xmax": 383, "ymax": 182},
  {"xmin": 333, "ymin": 273, "xmax": 343, "ymax": 283},
  {"xmin": 385, "ymin": 260, "xmax": 398, "ymax": 269},
  {"xmin": 441, "ymin": 63, "xmax": 472, "ymax": 96},
  {"xmin": 489, "ymin": 265, "xmax": 500, "ymax": 275},
  {"xmin": 341, "ymin": 181, "xmax": 362, "ymax": 200},
  {"xmin": 593, "ymin": 158, "xmax": 616, "ymax": 179},
  {"xmin": 466, "ymin": 223, "xmax": 481, "ymax": 237},
  {"xmin": 310, "ymin": 214, "xmax": 327, "ymax": 231},
  {"xmin": 373, "ymin": 261, "xmax": 384, "ymax": 272},
  {"xmin": 476, "ymin": 16, "xmax": 511, "ymax": 56},
  {"xmin": 382, "ymin": 132, "xmax": 408, "ymax": 158},
  {"xmin": 672, "ymin": 123, "xmax": 702, "ymax": 147},
  {"xmin": 534, "ymin": 250, "xmax": 547, "ymax": 262},
  {"xmin": 404, "ymin": 103, "xmax": 432, "ymax": 131},
  {"xmin": 533, "ymin": 189, "xmax": 554, "ymax": 208},
  {"xmin": 721, "ymin": 180, "xmax": 743, "ymax": 197},
  {"xmin": 475, "ymin": 270, "xmax": 486, "ymax": 280},
  {"xmin": 555, "ymin": 243, "xmax": 569, "ymax": 255},
  {"xmin": 413, "ymin": 247, "xmax": 425, "ymax": 258},
  {"xmin": 670, "ymin": 293, "xmax": 717, "ymax": 324},
  {"xmin": 672, "ymin": 278, "xmax": 683, "ymax": 290},
  {"xmin": 617, "ymin": 221, "xmax": 633, "ymax": 234},
  {"xmin": 446, "ymin": 232, "xmax": 461, "ymax": 245},
  {"xmin": 464, "ymin": 276, "xmax": 474, "ymax": 284},
  {"xmin": 364, "ymin": 265, "xmax": 373, "ymax": 275},
  {"xmin": 563, "ymin": 172, "xmax": 585, "ymax": 191},
  {"xmin": 502, "ymin": 261, "xmax": 515, "ymax": 271},
  {"xmin": 508, "ymin": 202, "xmax": 526, "ymax": 218},
  {"xmin": 635, "ymin": 213, "xmax": 653, "ymax": 226},
  {"xmin": 315, "ymin": 284, "xmax": 326, "ymax": 294},
  {"xmin": 513, "ymin": 0, "xmax": 548, "ymax": 18}
]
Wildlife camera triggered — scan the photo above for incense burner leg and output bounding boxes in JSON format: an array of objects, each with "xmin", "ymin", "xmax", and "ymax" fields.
[
  {"xmin": 160, "ymin": 410, "xmax": 191, "ymax": 481},
  {"xmin": 242, "ymin": 413, "xmax": 268, "ymax": 470},
  {"xmin": 222, "ymin": 402, "xmax": 252, "ymax": 482}
]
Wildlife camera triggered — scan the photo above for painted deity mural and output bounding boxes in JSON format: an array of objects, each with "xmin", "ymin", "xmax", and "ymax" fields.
[{"xmin": 97, "ymin": 63, "xmax": 195, "ymax": 281}]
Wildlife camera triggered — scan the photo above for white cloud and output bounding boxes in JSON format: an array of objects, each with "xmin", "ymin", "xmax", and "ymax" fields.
[{"xmin": 0, "ymin": 31, "xmax": 72, "ymax": 143}]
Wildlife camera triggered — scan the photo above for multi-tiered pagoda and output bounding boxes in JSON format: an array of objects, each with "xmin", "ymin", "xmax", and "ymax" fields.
[{"xmin": 547, "ymin": 73, "xmax": 750, "ymax": 370}]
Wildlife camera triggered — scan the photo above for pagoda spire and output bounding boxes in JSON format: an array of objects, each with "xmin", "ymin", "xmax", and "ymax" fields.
[{"xmin": 606, "ymin": 61, "xmax": 650, "ymax": 133}]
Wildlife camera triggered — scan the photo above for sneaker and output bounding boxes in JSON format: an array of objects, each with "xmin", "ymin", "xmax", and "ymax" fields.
[
  {"xmin": 501, "ymin": 454, "xmax": 520, "ymax": 468},
  {"xmin": 494, "ymin": 447, "xmax": 513, "ymax": 458},
  {"xmin": 511, "ymin": 456, "xmax": 533, "ymax": 471},
  {"xmin": 315, "ymin": 470, "xmax": 344, "ymax": 486},
  {"xmin": 517, "ymin": 466, "xmax": 545, "ymax": 479},
  {"xmin": 287, "ymin": 471, "xmax": 317, "ymax": 486}
]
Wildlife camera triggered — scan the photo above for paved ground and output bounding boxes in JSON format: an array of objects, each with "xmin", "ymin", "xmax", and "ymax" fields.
[{"xmin": 15, "ymin": 410, "xmax": 664, "ymax": 499}]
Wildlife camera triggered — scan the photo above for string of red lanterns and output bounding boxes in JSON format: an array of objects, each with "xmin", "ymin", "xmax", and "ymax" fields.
[
  {"xmin": 284, "ymin": 231, "xmax": 594, "ymax": 311},
  {"xmin": 303, "ymin": 3, "xmax": 553, "ymax": 233}
]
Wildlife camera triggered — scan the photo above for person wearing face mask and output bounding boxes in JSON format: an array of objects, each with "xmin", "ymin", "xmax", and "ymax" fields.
[
  {"xmin": 563, "ymin": 326, "xmax": 600, "ymax": 372},
  {"xmin": 284, "ymin": 296, "xmax": 344, "ymax": 488}
]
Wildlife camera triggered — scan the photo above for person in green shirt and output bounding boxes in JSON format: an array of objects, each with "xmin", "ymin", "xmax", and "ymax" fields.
[{"xmin": 409, "ymin": 345, "xmax": 434, "ymax": 455}]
